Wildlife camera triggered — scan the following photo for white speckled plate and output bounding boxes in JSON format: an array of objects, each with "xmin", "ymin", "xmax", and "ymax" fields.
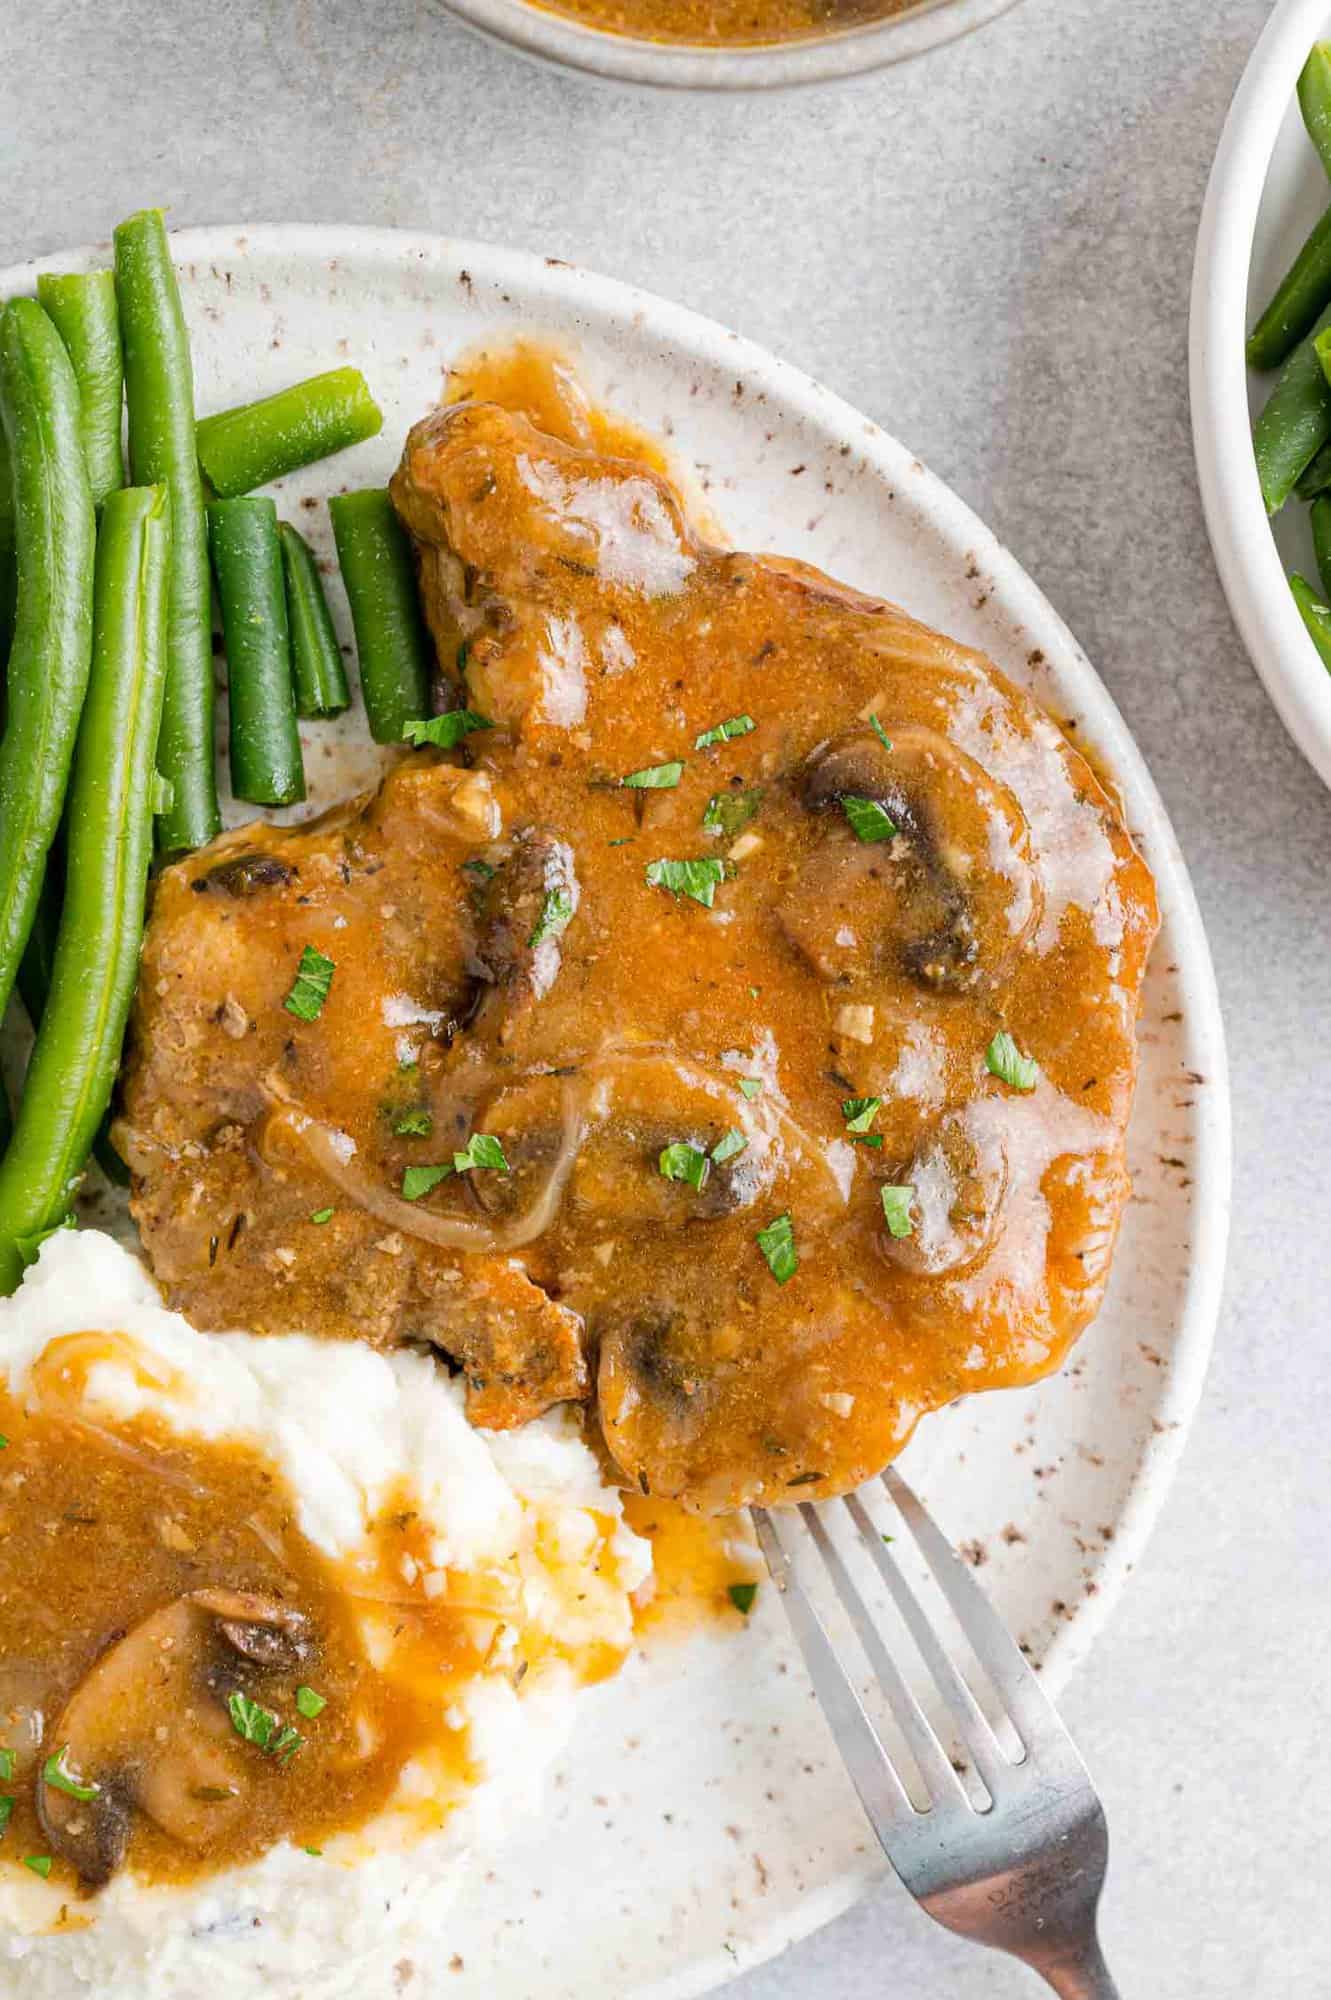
[{"xmin": 1, "ymin": 228, "xmax": 1229, "ymax": 1999}]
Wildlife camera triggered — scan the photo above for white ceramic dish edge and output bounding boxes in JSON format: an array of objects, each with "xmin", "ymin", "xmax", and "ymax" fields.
[
  {"xmin": 0, "ymin": 225, "xmax": 1231, "ymax": 1998},
  {"xmin": 1191, "ymin": 0, "xmax": 1331, "ymax": 792},
  {"xmin": 430, "ymin": 0, "xmax": 1024, "ymax": 91}
]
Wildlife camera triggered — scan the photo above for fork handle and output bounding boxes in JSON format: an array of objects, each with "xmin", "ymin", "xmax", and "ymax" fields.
[{"xmin": 1037, "ymin": 1934, "xmax": 1121, "ymax": 1999}]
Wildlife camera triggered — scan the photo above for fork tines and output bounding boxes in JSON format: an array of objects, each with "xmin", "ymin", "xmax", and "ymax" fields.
[{"xmin": 752, "ymin": 1468, "xmax": 1091, "ymax": 1837}]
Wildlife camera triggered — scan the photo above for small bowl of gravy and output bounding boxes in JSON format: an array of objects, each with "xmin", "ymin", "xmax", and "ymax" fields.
[{"xmin": 431, "ymin": 0, "xmax": 1026, "ymax": 90}]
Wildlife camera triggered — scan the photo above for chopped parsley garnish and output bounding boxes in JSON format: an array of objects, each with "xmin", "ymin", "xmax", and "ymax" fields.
[
  {"xmin": 645, "ymin": 857, "xmax": 726, "ymax": 908},
  {"xmin": 659, "ymin": 1142, "xmax": 710, "ymax": 1191},
  {"xmin": 42, "ymin": 1747, "xmax": 100, "ymax": 1801},
  {"xmin": 842, "ymin": 795, "xmax": 896, "ymax": 844},
  {"xmin": 728, "ymin": 1582, "xmax": 758, "ymax": 1615},
  {"xmin": 0, "ymin": 1799, "xmax": 12, "ymax": 1838},
  {"xmin": 0, "ymin": 1750, "xmax": 13, "ymax": 1783},
  {"xmin": 695, "ymin": 713, "xmax": 755, "ymax": 750},
  {"xmin": 607, "ymin": 837, "xmax": 634, "ymax": 848},
  {"xmin": 0, "ymin": 1437, "xmax": 6, "ymax": 1450},
  {"xmin": 870, "ymin": 712, "xmax": 893, "ymax": 753},
  {"xmin": 462, "ymin": 857, "xmax": 496, "ymax": 883},
  {"xmin": 529, "ymin": 887, "xmax": 574, "ymax": 949},
  {"xmin": 880, "ymin": 1185, "xmax": 916, "ymax": 1239},
  {"xmin": 401, "ymin": 710, "xmax": 492, "ymax": 749},
  {"xmin": 841, "ymin": 1096, "xmax": 881, "ymax": 1134},
  {"xmin": 23, "ymin": 1856, "xmax": 51, "ymax": 1878},
  {"xmin": 283, "ymin": 945, "xmax": 335, "ymax": 1021},
  {"xmin": 711, "ymin": 1129, "xmax": 748, "ymax": 1166},
  {"xmin": 227, "ymin": 1693, "xmax": 302, "ymax": 1763},
  {"xmin": 394, "ymin": 1108, "xmax": 433, "ymax": 1137},
  {"xmin": 756, "ymin": 1212, "xmax": 798, "ymax": 1285},
  {"xmin": 309, "ymin": 1206, "xmax": 334, "ymax": 1225},
  {"xmin": 985, "ymin": 1030, "xmax": 1039, "ymax": 1093},
  {"xmin": 702, "ymin": 788, "xmax": 763, "ymax": 839},
  {"xmin": 295, "ymin": 1686, "xmax": 327, "ymax": 1720},
  {"xmin": 738, "ymin": 1077, "xmax": 763, "ymax": 1101},
  {"xmin": 402, "ymin": 1135, "xmax": 508, "ymax": 1198},
  {"xmin": 402, "ymin": 1163, "xmax": 453, "ymax": 1201},
  {"xmin": 304, "ymin": 1845, "xmax": 323, "ymax": 1857},
  {"xmin": 622, "ymin": 760, "xmax": 683, "ymax": 790}
]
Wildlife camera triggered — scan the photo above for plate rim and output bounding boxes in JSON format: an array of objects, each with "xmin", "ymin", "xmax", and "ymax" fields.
[
  {"xmin": 1190, "ymin": 0, "xmax": 1331, "ymax": 793},
  {"xmin": 0, "ymin": 222, "xmax": 1233, "ymax": 1998}
]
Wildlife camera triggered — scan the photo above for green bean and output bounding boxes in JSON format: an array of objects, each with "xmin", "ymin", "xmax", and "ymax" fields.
[
  {"xmin": 279, "ymin": 520, "xmax": 350, "ymax": 717},
  {"xmin": 114, "ymin": 208, "xmax": 219, "ymax": 852},
  {"xmin": 329, "ymin": 489, "xmax": 431, "ymax": 743},
  {"xmin": 0, "ymin": 299, "xmax": 96, "ymax": 1036},
  {"xmin": 196, "ymin": 367, "xmax": 382, "ymax": 500},
  {"xmin": 1311, "ymin": 497, "xmax": 1331, "ymax": 603},
  {"xmin": 14, "ymin": 857, "xmax": 129, "ymax": 1188},
  {"xmin": 1294, "ymin": 433, "xmax": 1331, "ymax": 498},
  {"xmin": 36, "ymin": 270, "xmax": 126, "ymax": 507},
  {"xmin": 1299, "ymin": 44, "xmax": 1331, "ymax": 178},
  {"xmin": 0, "ymin": 422, "xmax": 14, "ymax": 674},
  {"xmin": 1252, "ymin": 304, "xmax": 1331, "ymax": 512},
  {"xmin": 0, "ymin": 484, "xmax": 170, "ymax": 1292},
  {"xmin": 1247, "ymin": 203, "xmax": 1331, "ymax": 371},
  {"xmin": 1290, "ymin": 572, "xmax": 1331, "ymax": 676},
  {"xmin": 207, "ymin": 496, "xmax": 305, "ymax": 807}
]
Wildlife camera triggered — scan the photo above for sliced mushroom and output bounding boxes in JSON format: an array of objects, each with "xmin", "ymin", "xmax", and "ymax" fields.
[
  {"xmin": 37, "ymin": 1591, "xmax": 312, "ymax": 1887},
  {"xmin": 597, "ymin": 1305, "xmax": 712, "ymax": 1496},
  {"xmin": 780, "ymin": 726, "xmax": 1042, "ymax": 995},
  {"xmin": 192, "ymin": 1589, "xmax": 312, "ymax": 1673},
  {"xmin": 877, "ymin": 1107, "xmax": 1010, "ymax": 1278},
  {"xmin": 469, "ymin": 830, "xmax": 580, "ymax": 1041},
  {"xmin": 193, "ymin": 851, "xmax": 297, "ymax": 898},
  {"xmin": 472, "ymin": 1057, "xmax": 771, "ymax": 1232}
]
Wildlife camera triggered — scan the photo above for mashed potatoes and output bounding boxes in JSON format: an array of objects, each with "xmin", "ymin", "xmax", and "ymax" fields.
[{"xmin": 0, "ymin": 1229, "xmax": 649, "ymax": 2000}]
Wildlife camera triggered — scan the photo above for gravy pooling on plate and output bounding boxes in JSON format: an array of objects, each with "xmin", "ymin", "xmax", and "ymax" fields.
[
  {"xmin": 117, "ymin": 348, "xmax": 1159, "ymax": 1515},
  {"xmin": 530, "ymin": 0, "xmax": 916, "ymax": 47}
]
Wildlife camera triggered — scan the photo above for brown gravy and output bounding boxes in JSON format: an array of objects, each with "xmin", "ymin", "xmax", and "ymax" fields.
[
  {"xmin": 531, "ymin": 0, "xmax": 916, "ymax": 47},
  {"xmin": 0, "ymin": 1356, "xmax": 486, "ymax": 1893}
]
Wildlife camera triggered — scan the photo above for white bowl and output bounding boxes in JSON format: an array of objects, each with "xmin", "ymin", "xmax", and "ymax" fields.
[
  {"xmin": 430, "ymin": 0, "xmax": 1024, "ymax": 90},
  {"xmin": 1192, "ymin": 0, "xmax": 1331, "ymax": 791}
]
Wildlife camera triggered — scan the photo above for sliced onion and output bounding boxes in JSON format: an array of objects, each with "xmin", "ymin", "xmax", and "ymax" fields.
[{"xmin": 260, "ymin": 1074, "xmax": 584, "ymax": 1254}]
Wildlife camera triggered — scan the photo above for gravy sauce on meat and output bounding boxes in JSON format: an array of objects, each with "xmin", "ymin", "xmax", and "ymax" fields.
[
  {"xmin": 0, "ymin": 1348, "xmax": 504, "ymax": 1892},
  {"xmin": 531, "ymin": 0, "xmax": 916, "ymax": 48},
  {"xmin": 119, "ymin": 346, "xmax": 1158, "ymax": 1515}
]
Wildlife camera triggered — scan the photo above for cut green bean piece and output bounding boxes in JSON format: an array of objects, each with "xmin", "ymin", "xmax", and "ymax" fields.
[
  {"xmin": 1291, "ymin": 572, "xmax": 1331, "ymax": 675},
  {"xmin": 36, "ymin": 271, "xmax": 126, "ymax": 507},
  {"xmin": 0, "ymin": 300, "xmax": 96, "ymax": 1039},
  {"xmin": 208, "ymin": 497, "xmax": 305, "ymax": 807},
  {"xmin": 1247, "ymin": 203, "xmax": 1331, "ymax": 371},
  {"xmin": 114, "ymin": 208, "xmax": 219, "ymax": 851},
  {"xmin": 279, "ymin": 521, "xmax": 349, "ymax": 717},
  {"xmin": 196, "ymin": 367, "xmax": 382, "ymax": 499},
  {"xmin": 329, "ymin": 489, "xmax": 430, "ymax": 744},
  {"xmin": 0, "ymin": 484, "xmax": 170, "ymax": 1293},
  {"xmin": 1252, "ymin": 304, "xmax": 1331, "ymax": 513},
  {"xmin": 1299, "ymin": 44, "xmax": 1331, "ymax": 178}
]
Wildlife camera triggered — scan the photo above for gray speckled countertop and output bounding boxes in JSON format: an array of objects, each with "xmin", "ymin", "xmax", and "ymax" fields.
[{"xmin": 0, "ymin": 0, "xmax": 1326, "ymax": 1993}]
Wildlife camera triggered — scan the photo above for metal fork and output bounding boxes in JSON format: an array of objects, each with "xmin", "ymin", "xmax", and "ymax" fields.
[{"xmin": 753, "ymin": 1467, "xmax": 1119, "ymax": 1998}]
